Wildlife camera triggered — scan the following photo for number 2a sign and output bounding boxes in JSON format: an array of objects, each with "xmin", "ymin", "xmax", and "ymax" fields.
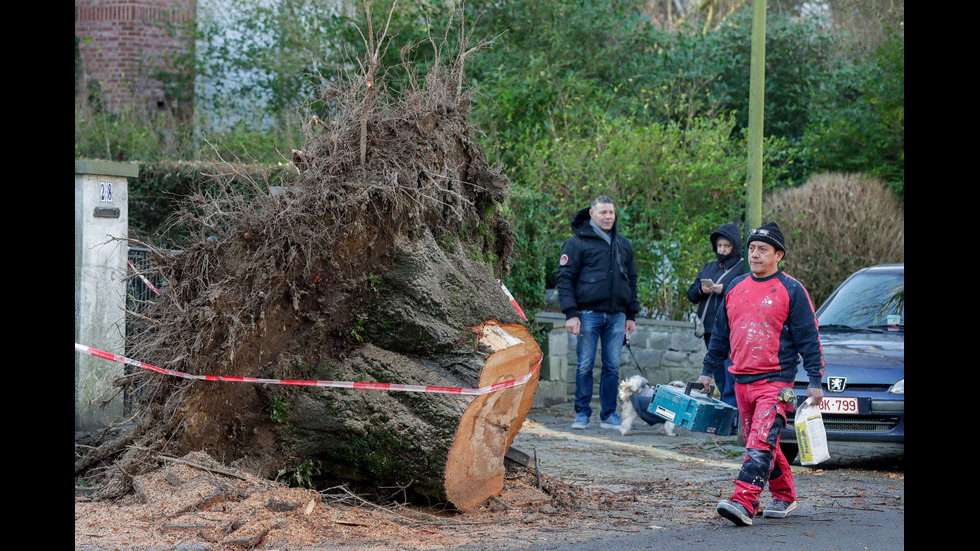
[{"xmin": 100, "ymin": 180, "xmax": 114, "ymax": 204}]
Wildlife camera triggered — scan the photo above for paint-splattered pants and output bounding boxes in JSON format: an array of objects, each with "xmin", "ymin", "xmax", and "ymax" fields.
[{"xmin": 730, "ymin": 379, "xmax": 796, "ymax": 517}]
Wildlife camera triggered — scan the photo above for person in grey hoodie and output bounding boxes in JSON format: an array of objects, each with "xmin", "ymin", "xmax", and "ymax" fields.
[{"xmin": 687, "ymin": 223, "xmax": 743, "ymax": 409}]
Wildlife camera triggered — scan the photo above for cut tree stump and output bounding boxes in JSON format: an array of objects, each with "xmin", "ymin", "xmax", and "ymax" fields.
[{"xmin": 444, "ymin": 321, "xmax": 541, "ymax": 510}]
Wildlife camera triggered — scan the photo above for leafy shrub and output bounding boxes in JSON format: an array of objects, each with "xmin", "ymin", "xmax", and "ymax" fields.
[
  {"xmin": 129, "ymin": 160, "xmax": 297, "ymax": 247},
  {"xmin": 763, "ymin": 172, "xmax": 904, "ymax": 307},
  {"xmin": 505, "ymin": 114, "xmax": 795, "ymax": 320},
  {"xmin": 75, "ymin": 95, "xmax": 301, "ymax": 166},
  {"xmin": 801, "ymin": 29, "xmax": 904, "ymax": 201},
  {"xmin": 74, "ymin": 98, "xmax": 198, "ymax": 163}
]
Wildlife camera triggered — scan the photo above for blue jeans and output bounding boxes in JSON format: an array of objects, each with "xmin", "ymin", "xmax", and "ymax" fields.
[{"xmin": 574, "ymin": 311, "xmax": 626, "ymax": 420}]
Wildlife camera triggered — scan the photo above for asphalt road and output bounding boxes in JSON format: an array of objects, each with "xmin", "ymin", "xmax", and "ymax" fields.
[
  {"xmin": 531, "ymin": 470, "xmax": 905, "ymax": 551},
  {"xmin": 501, "ymin": 403, "xmax": 904, "ymax": 551}
]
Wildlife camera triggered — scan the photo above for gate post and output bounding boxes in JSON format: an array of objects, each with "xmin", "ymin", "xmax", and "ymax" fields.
[{"xmin": 75, "ymin": 160, "xmax": 137, "ymax": 430}]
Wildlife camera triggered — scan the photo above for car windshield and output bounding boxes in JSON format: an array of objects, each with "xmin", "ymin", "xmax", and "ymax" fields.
[{"xmin": 817, "ymin": 270, "xmax": 904, "ymax": 331}]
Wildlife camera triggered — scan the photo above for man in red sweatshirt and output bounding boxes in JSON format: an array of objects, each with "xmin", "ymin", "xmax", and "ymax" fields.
[{"xmin": 696, "ymin": 222, "xmax": 824, "ymax": 526}]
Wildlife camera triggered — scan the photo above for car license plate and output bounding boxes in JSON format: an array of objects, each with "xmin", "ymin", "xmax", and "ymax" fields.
[{"xmin": 818, "ymin": 396, "xmax": 859, "ymax": 415}]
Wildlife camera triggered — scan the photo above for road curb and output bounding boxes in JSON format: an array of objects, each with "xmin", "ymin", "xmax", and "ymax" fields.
[
  {"xmin": 519, "ymin": 419, "xmax": 816, "ymax": 474},
  {"xmin": 519, "ymin": 420, "xmax": 744, "ymax": 470}
]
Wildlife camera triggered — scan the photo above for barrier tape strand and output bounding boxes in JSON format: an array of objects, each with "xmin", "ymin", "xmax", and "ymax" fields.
[
  {"xmin": 498, "ymin": 280, "xmax": 527, "ymax": 321},
  {"xmin": 128, "ymin": 260, "xmax": 161, "ymax": 296},
  {"xmin": 75, "ymin": 343, "xmax": 540, "ymax": 396},
  {"xmin": 104, "ymin": 269, "xmax": 531, "ymax": 394}
]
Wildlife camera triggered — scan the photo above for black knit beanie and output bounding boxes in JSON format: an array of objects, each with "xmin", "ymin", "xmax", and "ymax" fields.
[{"xmin": 747, "ymin": 222, "xmax": 786, "ymax": 255}]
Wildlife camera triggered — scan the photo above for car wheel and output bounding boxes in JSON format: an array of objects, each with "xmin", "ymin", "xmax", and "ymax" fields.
[{"xmin": 780, "ymin": 442, "xmax": 799, "ymax": 463}]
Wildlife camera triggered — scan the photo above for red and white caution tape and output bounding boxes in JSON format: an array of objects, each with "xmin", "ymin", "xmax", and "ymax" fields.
[
  {"xmin": 498, "ymin": 280, "xmax": 527, "ymax": 321},
  {"xmin": 74, "ymin": 343, "xmax": 540, "ymax": 396},
  {"xmin": 128, "ymin": 260, "xmax": 161, "ymax": 296}
]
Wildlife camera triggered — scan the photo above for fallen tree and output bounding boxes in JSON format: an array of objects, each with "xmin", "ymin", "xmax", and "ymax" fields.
[{"xmin": 76, "ymin": 8, "xmax": 539, "ymax": 511}]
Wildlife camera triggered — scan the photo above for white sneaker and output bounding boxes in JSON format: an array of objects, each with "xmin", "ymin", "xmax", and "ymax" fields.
[{"xmin": 762, "ymin": 499, "xmax": 797, "ymax": 518}]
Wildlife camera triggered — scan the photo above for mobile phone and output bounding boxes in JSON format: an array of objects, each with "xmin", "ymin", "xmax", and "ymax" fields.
[{"xmin": 701, "ymin": 278, "xmax": 715, "ymax": 286}]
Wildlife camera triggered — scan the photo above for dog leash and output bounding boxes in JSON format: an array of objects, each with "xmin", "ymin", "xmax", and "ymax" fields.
[{"xmin": 624, "ymin": 332, "xmax": 645, "ymax": 370}]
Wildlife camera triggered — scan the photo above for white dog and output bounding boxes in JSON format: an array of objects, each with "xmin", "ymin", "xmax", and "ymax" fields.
[{"xmin": 618, "ymin": 376, "xmax": 683, "ymax": 436}]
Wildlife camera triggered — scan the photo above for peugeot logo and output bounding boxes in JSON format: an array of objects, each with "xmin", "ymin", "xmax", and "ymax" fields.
[{"xmin": 828, "ymin": 376, "xmax": 847, "ymax": 393}]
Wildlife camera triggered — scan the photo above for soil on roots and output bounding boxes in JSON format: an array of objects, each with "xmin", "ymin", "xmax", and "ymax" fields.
[{"xmin": 75, "ymin": 22, "xmax": 520, "ymax": 507}]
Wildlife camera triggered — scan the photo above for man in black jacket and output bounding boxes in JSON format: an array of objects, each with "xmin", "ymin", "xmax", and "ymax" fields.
[{"xmin": 557, "ymin": 196, "xmax": 640, "ymax": 430}]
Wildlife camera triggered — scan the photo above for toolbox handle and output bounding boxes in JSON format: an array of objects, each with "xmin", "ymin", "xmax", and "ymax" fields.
[{"xmin": 685, "ymin": 381, "xmax": 714, "ymax": 396}]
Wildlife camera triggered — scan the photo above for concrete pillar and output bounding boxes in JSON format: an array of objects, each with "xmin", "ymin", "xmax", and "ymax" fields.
[{"xmin": 75, "ymin": 160, "xmax": 137, "ymax": 430}]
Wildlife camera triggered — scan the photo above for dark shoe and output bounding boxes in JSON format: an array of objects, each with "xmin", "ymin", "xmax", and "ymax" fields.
[
  {"xmin": 762, "ymin": 499, "xmax": 797, "ymax": 518},
  {"xmin": 717, "ymin": 500, "xmax": 753, "ymax": 526}
]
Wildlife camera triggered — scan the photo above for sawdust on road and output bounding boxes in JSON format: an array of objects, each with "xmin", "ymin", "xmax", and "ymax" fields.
[{"xmin": 76, "ymin": 403, "xmax": 890, "ymax": 551}]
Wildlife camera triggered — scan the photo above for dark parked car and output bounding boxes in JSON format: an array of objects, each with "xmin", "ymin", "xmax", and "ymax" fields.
[{"xmin": 780, "ymin": 264, "xmax": 904, "ymax": 462}]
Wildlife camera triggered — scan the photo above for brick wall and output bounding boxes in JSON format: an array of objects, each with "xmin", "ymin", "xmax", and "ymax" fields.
[{"xmin": 75, "ymin": 0, "xmax": 196, "ymax": 114}]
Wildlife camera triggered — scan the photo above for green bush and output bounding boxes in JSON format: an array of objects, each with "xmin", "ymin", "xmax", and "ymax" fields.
[
  {"xmin": 75, "ymin": 96, "xmax": 301, "ymax": 166},
  {"xmin": 505, "ymin": 114, "xmax": 794, "ymax": 320},
  {"xmin": 74, "ymin": 99, "xmax": 198, "ymax": 163},
  {"xmin": 802, "ymin": 29, "xmax": 904, "ymax": 202},
  {"xmin": 128, "ymin": 160, "xmax": 297, "ymax": 247},
  {"xmin": 763, "ymin": 172, "xmax": 904, "ymax": 307}
]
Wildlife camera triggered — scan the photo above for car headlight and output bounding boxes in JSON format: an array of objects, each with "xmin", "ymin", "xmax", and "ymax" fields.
[{"xmin": 889, "ymin": 379, "xmax": 904, "ymax": 395}]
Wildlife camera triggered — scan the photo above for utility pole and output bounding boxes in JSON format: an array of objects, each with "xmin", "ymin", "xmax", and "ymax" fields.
[{"xmin": 745, "ymin": 0, "xmax": 766, "ymax": 244}]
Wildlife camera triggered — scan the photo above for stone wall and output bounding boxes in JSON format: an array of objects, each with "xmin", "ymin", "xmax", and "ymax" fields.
[{"xmin": 532, "ymin": 312, "xmax": 706, "ymax": 408}]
